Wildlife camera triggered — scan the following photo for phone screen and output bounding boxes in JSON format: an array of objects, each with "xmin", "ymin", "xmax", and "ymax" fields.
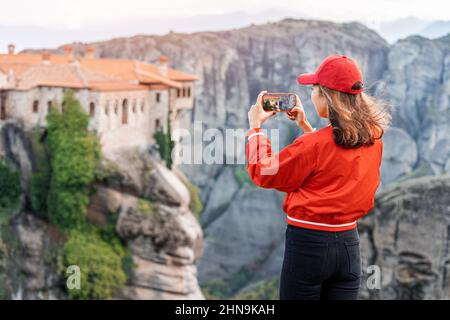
[{"xmin": 262, "ymin": 93, "xmax": 296, "ymax": 112}]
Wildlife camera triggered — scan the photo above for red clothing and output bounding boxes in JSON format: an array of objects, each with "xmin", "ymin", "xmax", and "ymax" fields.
[{"xmin": 245, "ymin": 125, "xmax": 383, "ymax": 232}]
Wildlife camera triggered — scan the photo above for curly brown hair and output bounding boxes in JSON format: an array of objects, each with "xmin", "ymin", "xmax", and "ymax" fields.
[{"xmin": 316, "ymin": 84, "xmax": 392, "ymax": 149}]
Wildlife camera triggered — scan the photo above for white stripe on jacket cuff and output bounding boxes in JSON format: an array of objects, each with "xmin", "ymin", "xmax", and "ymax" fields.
[{"xmin": 247, "ymin": 132, "xmax": 265, "ymax": 140}]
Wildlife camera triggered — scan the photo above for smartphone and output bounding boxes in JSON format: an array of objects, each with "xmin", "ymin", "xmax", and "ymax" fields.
[{"xmin": 262, "ymin": 93, "xmax": 296, "ymax": 112}]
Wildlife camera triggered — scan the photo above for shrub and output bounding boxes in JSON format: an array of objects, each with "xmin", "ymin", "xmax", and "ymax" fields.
[
  {"xmin": 201, "ymin": 265, "xmax": 255, "ymax": 299},
  {"xmin": 232, "ymin": 277, "xmax": 279, "ymax": 300},
  {"xmin": 62, "ymin": 227, "xmax": 127, "ymax": 300},
  {"xmin": 47, "ymin": 189, "xmax": 90, "ymax": 230},
  {"xmin": 201, "ymin": 279, "xmax": 231, "ymax": 300},
  {"xmin": 184, "ymin": 180, "xmax": 203, "ymax": 219},
  {"xmin": 138, "ymin": 198, "xmax": 155, "ymax": 215}
]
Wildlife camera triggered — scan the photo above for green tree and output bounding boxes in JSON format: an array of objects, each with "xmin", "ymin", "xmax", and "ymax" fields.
[
  {"xmin": 46, "ymin": 90, "xmax": 101, "ymax": 230},
  {"xmin": 153, "ymin": 116, "xmax": 175, "ymax": 169}
]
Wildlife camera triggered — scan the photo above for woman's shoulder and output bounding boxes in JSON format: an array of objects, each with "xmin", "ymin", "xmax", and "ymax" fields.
[
  {"xmin": 292, "ymin": 125, "xmax": 334, "ymax": 153},
  {"xmin": 297, "ymin": 124, "xmax": 333, "ymax": 142}
]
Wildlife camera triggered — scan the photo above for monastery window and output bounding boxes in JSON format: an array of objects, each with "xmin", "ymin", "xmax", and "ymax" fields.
[
  {"xmin": 187, "ymin": 86, "xmax": 191, "ymax": 97},
  {"xmin": 47, "ymin": 101, "xmax": 52, "ymax": 113},
  {"xmin": 114, "ymin": 100, "xmax": 118, "ymax": 114},
  {"xmin": 32, "ymin": 100, "xmax": 39, "ymax": 113},
  {"xmin": 156, "ymin": 93, "xmax": 161, "ymax": 103},
  {"xmin": 182, "ymin": 88, "xmax": 186, "ymax": 97},
  {"xmin": 177, "ymin": 89, "xmax": 181, "ymax": 98},
  {"xmin": 105, "ymin": 101, "xmax": 109, "ymax": 115},
  {"xmin": 132, "ymin": 100, "xmax": 137, "ymax": 113},
  {"xmin": 89, "ymin": 102, "xmax": 95, "ymax": 117},
  {"xmin": 122, "ymin": 99, "xmax": 128, "ymax": 124},
  {"xmin": 61, "ymin": 101, "xmax": 66, "ymax": 113},
  {"xmin": 155, "ymin": 118, "xmax": 161, "ymax": 130}
]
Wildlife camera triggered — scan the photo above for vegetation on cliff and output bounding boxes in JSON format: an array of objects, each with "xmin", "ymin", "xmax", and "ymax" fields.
[
  {"xmin": 28, "ymin": 91, "xmax": 128, "ymax": 299},
  {"xmin": 202, "ymin": 274, "xmax": 279, "ymax": 300},
  {"xmin": 62, "ymin": 224, "xmax": 128, "ymax": 299},
  {"xmin": 183, "ymin": 179, "xmax": 203, "ymax": 219},
  {"xmin": 0, "ymin": 159, "xmax": 22, "ymax": 299},
  {"xmin": 153, "ymin": 117, "xmax": 175, "ymax": 169},
  {"xmin": 45, "ymin": 92, "xmax": 101, "ymax": 230},
  {"xmin": 0, "ymin": 159, "xmax": 21, "ymax": 225}
]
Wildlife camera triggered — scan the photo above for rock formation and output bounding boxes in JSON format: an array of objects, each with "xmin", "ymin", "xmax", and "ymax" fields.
[
  {"xmin": 92, "ymin": 150, "xmax": 204, "ymax": 299},
  {"xmin": 0, "ymin": 121, "xmax": 204, "ymax": 299},
  {"xmin": 359, "ymin": 173, "xmax": 450, "ymax": 299}
]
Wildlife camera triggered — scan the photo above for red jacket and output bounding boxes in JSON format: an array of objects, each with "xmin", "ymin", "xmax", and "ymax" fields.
[{"xmin": 245, "ymin": 124, "xmax": 383, "ymax": 231}]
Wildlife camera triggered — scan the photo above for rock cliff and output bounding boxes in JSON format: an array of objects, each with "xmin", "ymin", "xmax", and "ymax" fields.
[
  {"xmin": 0, "ymin": 120, "xmax": 204, "ymax": 299},
  {"xmin": 359, "ymin": 173, "xmax": 450, "ymax": 299},
  {"xmin": 376, "ymin": 34, "xmax": 450, "ymax": 180}
]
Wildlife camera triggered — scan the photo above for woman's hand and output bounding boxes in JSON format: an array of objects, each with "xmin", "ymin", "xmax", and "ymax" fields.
[
  {"xmin": 248, "ymin": 90, "xmax": 276, "ymax": 129},
  {"xmin": 287, "ymin": 95, "xmax": 314, "ymax": 132}
]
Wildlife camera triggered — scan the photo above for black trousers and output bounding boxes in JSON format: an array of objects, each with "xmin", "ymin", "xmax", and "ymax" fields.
[{"xmin": 279, "ymin": 224, "xmax": 361, "ymax": 300}]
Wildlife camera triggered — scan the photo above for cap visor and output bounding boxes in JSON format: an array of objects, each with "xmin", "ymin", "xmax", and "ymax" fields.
[{"xmin": 297, "ymin": 73, "xmax": 317, "ymax": 85}]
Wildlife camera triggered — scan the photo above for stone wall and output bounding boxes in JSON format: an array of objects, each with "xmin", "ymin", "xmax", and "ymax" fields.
[{"xmin": 3, "ymin": 87, "xmax": 173, "ymax": 155}]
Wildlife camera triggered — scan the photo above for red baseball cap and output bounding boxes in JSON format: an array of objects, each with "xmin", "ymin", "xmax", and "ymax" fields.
[{"xmin": 297, "ymin": 54, "xmax": 364, "ymax": 94}]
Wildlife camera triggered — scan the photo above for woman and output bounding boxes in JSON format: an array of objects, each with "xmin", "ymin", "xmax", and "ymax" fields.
[{"xmin": 246, "ymin": 54, "xmax": 391, "ymax": 300}]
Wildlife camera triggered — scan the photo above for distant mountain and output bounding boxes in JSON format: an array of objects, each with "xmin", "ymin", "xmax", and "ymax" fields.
[
  {"xmin": 0, "ymin": 9, "xmax": 311, "ymax": 52},
  {"xmin": 3, "ymin": 12, "xmax": 449, "ymax": 52},
  {"xmin": 420, "ymin": 20, "xmax": 450, "ymax": 39},
  {"xmin": 374, "ymin": 16, "xmax": 450, "ymax": 43},
  {"xmin": 374, "ymin": 16, "xmax": 432, "ymax": 43}
]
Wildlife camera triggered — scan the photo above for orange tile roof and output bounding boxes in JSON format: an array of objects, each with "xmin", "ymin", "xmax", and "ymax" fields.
[{"xmin": 0, "ymin": 52, "xmax": 198, "ymax": 91}]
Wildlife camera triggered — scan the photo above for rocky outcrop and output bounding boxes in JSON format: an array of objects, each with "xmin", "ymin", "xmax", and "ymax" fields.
[
  {"xmin": 380, "ymin": 127, "xmax": 418, "ymax": 185},
  {"xmin": 88, "ymin": 148, "xmax": 205, "ymax": 300},
  {"xmin": 0, "ymin": 121, "xmax": 205, "ymax": 300},
  {"xmin": 0, "ymin": 121, "xmax": 65, "ymax": 299},
  {"xmin": 199, "ymin": 187, "xmax": 285, "ymax": 284},
  {"xmin": 116, "ymin": 202, "xmax": 203, "ymax": 299},
  {"xmin": 358, "ymin": 173, "xmax": 450, "ymax": 299},
  {"xmin": 7, "ymin": 213, "xmax": 66, "ymax": 300},
  {"xmin": 376, "ymin": 34, "xmax": 450, "ymax": 177},
  {"xmin": 86, "ymin": 182, "xmax": 204, "ymax": 299},
  {"xmin": 0, "ymin": 120, "xmax": 35, "ymax": 208}
]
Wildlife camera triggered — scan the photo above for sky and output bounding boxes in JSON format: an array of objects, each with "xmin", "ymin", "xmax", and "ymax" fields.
[
  {"xmin": 0, "ymin": 0, "xmax": 450, "ymax": 50},
  {"xmin": 1, "ymin": 0, "xmax": 449, "ymax": 29}
]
